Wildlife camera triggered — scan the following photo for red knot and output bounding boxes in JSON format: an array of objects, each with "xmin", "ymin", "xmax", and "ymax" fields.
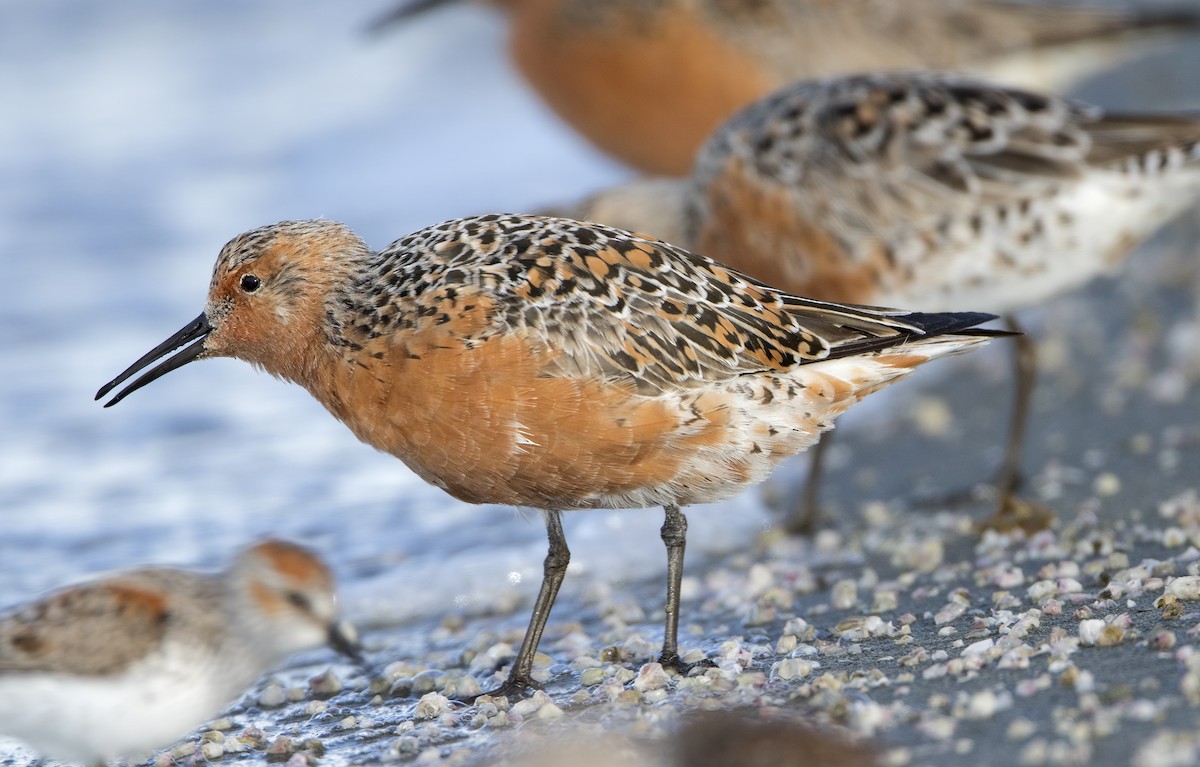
[{"xmin": 97, "ymin": 214, "xmax": 1006, "ymax": 697}]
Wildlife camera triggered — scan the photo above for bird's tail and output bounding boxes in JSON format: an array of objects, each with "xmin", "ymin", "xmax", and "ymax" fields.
[{"xmin": 797, "ymin": 311, "xmax": 1012, "ymax": 410}]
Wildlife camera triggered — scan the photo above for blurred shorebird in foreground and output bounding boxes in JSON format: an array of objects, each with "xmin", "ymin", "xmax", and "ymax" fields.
[
  {"xmin": 562, "ymin": 72, "xmax": 1200, "ymax": 531},
  {"xmin": 97, "ymin": 214, "xmax": 1005, "ymax": 698},
  {"xmin": 370, "ymin": 0, "xmax": 1200, "ymax": 174},
  {"xmin": 0, "ymin": 540, "xmax": 361, "ymax": 766}
]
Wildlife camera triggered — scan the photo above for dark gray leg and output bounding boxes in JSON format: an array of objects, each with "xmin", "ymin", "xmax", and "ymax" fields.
[
  {"xmin": 475, "ymin": 510, "xmax": 569, "ymax": 701},
  {"xmin": 984, "ymin": 315, "xmax": 1055, "ymax": 532},
  {"xmin": 657, "ymin": 504, "xmax": 714, "ymax": 674},
  {"xmin": 784, "ymin": 431, "xmax": 831, "ymax": 535},
  {"xmin": 994, "ymin": 315, "xmax": 1036, "ymax": 508}
]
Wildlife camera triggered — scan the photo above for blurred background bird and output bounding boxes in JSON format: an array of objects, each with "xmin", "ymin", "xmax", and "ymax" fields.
[
  {"xmin": 370, "ymin": 0, "xmax": 1200, "ymax": 174},
  {"xmin": 556, "ymin": 71, "xmax": 1200, "ymax": 531}
]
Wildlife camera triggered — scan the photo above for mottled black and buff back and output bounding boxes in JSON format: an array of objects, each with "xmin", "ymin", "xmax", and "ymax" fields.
[
  {"xmin": 0, "ymin": 582, "xmax": 170, "ymax": 676},
  {"xmin": 697, "ymin": 72, "xmax": 1200, "ymax": 232},
  {"xmin": 349, "ymin": 214, "xmax": 995, "ymax": 393}
]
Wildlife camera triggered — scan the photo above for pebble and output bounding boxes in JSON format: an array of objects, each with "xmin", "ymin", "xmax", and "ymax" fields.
[
  {"xmin": 770, "ymin": 658, "xmax": 816, "ymax": 681},
  {"xmin": 631, "ymin": 662, "xmax": 672, "ymax": 692},
  {"xmin": 873, "ymin": 589, "xmax": 899, "ymax": 612},
  {"xmin": 1098, "ymin": 624, "xmax": 1127, "ymax": 647},
  {"xmin": 1164, "ymin": 527, "xmax": 1189, "ymax": 548},
  {"xmin": 579, "ymin": 667, "xmax": 607, "ymax": 686},
  {"xmin": 511, "ymin": 691, "xmax": 551, "ymax": 718},
  {"xmin": 912, "ymin": 396, "xmax": 954, "ymax": 437},
  {"xmin": 1093, "ymin": 473, "xmax": 1121, "ymax": 497},
  {"xmin": 1167, "ymin": 575, "xmax": 1200, "ymax": 600},
  {"xmin": 1007, "ymin": 718, "xmax": 1037, "ymax": 740},
  {"xmin": 775, "ymin": 634, "xmax": 798, "ymax": 654},
  {"xmin": 258, "ymin": 683, "xmax": 287, "ymax": 708},
  {"xmin": 307, "ymin": 669, "xmax": 343, "ymax": 698},
  {"xmin": 391, "ymin": 737, "xmax": 421, "ymax": 760},
  {"xmin": 199, "ymin": 741, "xmax": 224, "ymax": 760},
  {"xmin": 222, "ymin": 738, "xmax": 251, "ymax": 755},
  {"xmin": 1150, "ymin": 629, "xmax": 1177, "ymax": 650},
  {"xmin": 416, "ymin": 692, "xmax": 451, "ymax": 719},
  {"xmin": 266, "ymin": 736, "xmax": 295, "ymax": 759},
  {"xmin": 537, "ymin": 701, "xmax": 565, "ymax": 720},
  {"xmin": 240, "ymin": 726, "xmax": 268, "ymax": 749},
  {"xmin": 831, "ymin": 579, "xmax": 858, "ymax": 610},
  {"xmin": 453, "ymin": 674, "xmax": 484, "ymax": 700}
]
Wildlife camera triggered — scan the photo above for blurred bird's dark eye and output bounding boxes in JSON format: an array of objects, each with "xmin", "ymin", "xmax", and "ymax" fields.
[
  {"xmin": 240, "ymin": 274, "xmax": 262, "ymax": 293},
  {"xmin": 285, "ymin": 591, "xmax": 311, "ymax": 610}
]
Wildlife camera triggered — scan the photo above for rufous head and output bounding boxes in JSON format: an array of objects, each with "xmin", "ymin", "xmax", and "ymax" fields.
[
  {"xmin": 95, "ymin": 219, "xmax": 369, "ymax": 406},
  {"xmin": 227, "ymin": 539, "xmax": 362, "ymax": 664}
]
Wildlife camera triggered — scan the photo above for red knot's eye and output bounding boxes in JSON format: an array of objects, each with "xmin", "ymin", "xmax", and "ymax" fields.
[{"xmin": 240, "ymin": 274, "xmax": 262, "ymax": 293}]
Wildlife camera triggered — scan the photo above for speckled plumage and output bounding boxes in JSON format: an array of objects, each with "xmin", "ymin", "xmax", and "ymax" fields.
[
  {"xmin": 374, "ymin": 0, "xmax": 1200, "ymax": 174},
  {"xmin": 694, "ymin": 73, "xmax": 1200, "ymax": 311},
  {"xmin": 194, "ymin": 214, "xmax": 1001, "ymax": 511},
  {"xmin": 97, "ymin": 213, "xmax": 1003, "ymax": 696},
  {"xmin": 571, "ymin": 72, "xmax": 1200, "ymax": 312},
  {"xmin": 349, "ymin": 215, "xmax": 948, "ymax": 381},
  {"xmin": 0, "ymin": 541, "xmax": 358, "ymax": 764}
]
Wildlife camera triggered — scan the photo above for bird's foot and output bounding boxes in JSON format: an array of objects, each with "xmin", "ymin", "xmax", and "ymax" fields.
[
  {"xmin": 915, "ymin": 465, "xmax": 1032, "ymax": 513},
  {"xmin": 459, "ymin": 673, "xmax": 543, "ymax": 704},
  {"xmin": 782, "ymin": 497, "xmax": 820, "ymax": 536},
  {"xmin": 657, "ymin": 651, "xmax": 716, "ymax": 676},
  {"xmin": 978, "ymin": 493, "xmax": 1055, "ymax": 535}
]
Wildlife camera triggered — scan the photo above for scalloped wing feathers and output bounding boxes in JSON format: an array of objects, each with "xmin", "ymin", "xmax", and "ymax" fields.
[{"xmin": 352, "ymin": 215, "xmax": 987, "ymax": 394}]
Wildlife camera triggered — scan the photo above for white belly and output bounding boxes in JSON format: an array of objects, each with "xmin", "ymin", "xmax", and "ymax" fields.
[
  {"xmin": 0, "ymin": 647, "xmax": 236, "ymax": 763},
  {"xmin": 878, "ymin": 168, "xmax": 1200, "ymax": 313}
]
